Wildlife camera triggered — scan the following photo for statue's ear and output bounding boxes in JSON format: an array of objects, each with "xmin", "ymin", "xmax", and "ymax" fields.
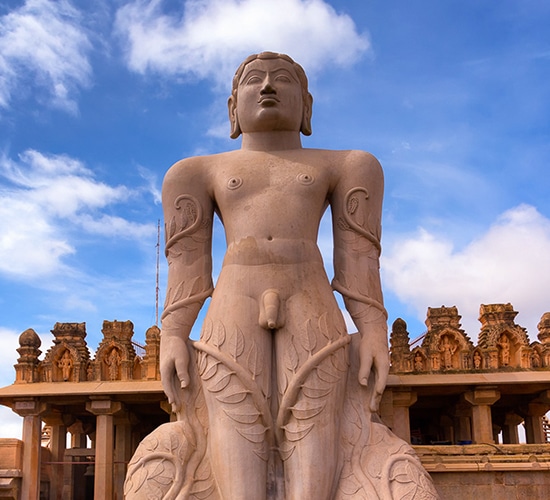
[
  {"xmin": 300, "ymin": 92, "xmax": 313, "ymax": 136},
  {"xmin": 228, "ymin": 95, "xmax": 241, "ymax": 139}
]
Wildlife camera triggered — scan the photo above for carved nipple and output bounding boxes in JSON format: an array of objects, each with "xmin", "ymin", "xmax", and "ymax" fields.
[{"xmin": 259, "ymin": 289, "xmax": 281, "ymax": 330}]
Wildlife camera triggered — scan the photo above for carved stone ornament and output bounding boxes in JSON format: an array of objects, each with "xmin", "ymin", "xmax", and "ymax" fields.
[{"xmin": 125, "ymin": 335, "xmax": 437, "ymax": 499}]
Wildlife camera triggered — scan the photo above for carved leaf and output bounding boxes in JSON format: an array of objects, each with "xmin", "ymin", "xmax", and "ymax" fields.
[
  {"xmin": 188, "ymin": 275, "xmax": 203, "ymax": 298},
  {"xmin": 299, "ymin": 319, "xmax": 317, "ymax": 354},
  {"xmin": 236, "ymin": 423, "xmax": 267, "ymax": 443},
  {"xmin": 301, "ymin": 384, "xmax": 333, "ymax": 399},
  {"xmin": 289, "ymin": 402, "xmax": 325, "ymax": 420},
  {"xmin": 338, "ymin": 475, "xmax": 362, "ymax": 495},
  {"xmin": 191, "ymin": 480, "xmax": 217, "ymax": 500},
  {"xmin": 168, "ymin": 217, "xmax": 177, "ymax": 239},
  {"xmin": 279, "ymin": 441, "xmax": 295, "ymax": 461},
  {"xmin": 206, "ymin": 371, "xmax": 232, "ymax": 393},
  {"xmin": 247, "ymin": 340, "xmax": 263, "ymax": 380},
  {"xmin": 279, "ymin": 371, "xmax": 288, "ymax": 395},
  {"xmin": 224, "ymin": 404, "xmax": 261, "ymax": 424},
  {"xmin": 318, "ymin": 312, "xmax": 331, "ymax": 342},
  {"xmin": 216, "ymin": 387, "xmax": 249, "ymax": 404},
  {"xmin": 172, "ymin": 281, "xmax": 185, "ymax": 303},
  {"xmin": 337, "ymin": 217, "xmax": 350, "ymax": 231},
  {"xmin": 285, "ymin": 336, "xmax": 299, "ymax": 373},
  {"xmin": 197, "ymin": 351, "xmax": 208, "ymax": 376},
  {"xmin": 201, "ymin": 320, "xmax": 213, "ymax": 343},
  {"xmin": 343, "ymin": 400, "xmax": 361, "ymax": 428},
  {"xmin": 348, "ymin": 196, "xmax": 359, "ymax": 214},
  {"xmin": 229, "ymin": 326, "xmax": 245, "ymax": 361},
  {"xmin": 213, "ymin": 322, "xmax": 226, "ymax": 348},
  {"xmin": 253, "ymin": 447, "xmax": 270, "ymax": 462},
  {"xmin": 164, "ymin": 288, "xmax": 171, "ymax": 308},
  {"xmin": 331, "ymin": 347, "xmax": 348, "ymax": 372},
  {"xmin": 282, "ymin": 422, "xmax": 314, "ymax": 442},
  {"xmin": 316, "ymin": 365, "xmax": 341, "ymax": 384},
  {"xmin": 194, "ymin": 459, "xmax": 212, "ymax": 482},
  {"xmin": 200, "ymin": 359, "xmax": 219, "ymax": 381}
]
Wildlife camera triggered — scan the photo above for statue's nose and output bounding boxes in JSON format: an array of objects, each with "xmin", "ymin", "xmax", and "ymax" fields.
[{"xmin": 260, "ymin": 77, "xmax": 276, "ymax": 95}]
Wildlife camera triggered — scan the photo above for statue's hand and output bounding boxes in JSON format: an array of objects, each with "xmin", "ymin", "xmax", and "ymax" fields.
[
  {"xmin": 357, "ymin": 326, "xmax": 390, "ymax": 413},
  {"xmin": 160, "ymin": 333, "xmax": 190, "ymax": 413}
]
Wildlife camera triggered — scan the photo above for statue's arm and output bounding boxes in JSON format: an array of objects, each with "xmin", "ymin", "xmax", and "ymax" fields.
[
  {"xmin": 160, "ymin": 158, "xmax": 214, "ymax": 411},
  {"xmin": 330, "ymin": 150, "xmax": 389, "ymax": 412}
]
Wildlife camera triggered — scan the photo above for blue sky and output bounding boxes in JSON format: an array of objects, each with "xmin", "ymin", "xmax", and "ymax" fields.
[{"xmin": 1, "ymin": 0, "xmax": 549, "ymax": 437}]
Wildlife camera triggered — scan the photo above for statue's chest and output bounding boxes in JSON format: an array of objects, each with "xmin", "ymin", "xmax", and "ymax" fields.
[{"xmin": 214, "ymin": 160, "xmax": 329, "ymax": 207}]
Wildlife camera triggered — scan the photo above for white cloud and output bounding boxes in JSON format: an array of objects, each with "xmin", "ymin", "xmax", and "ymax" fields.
[
  {"xmin": 115, "ymin": 0, "xmax": 370, "ymax": 87},
  {"xmin": 382, "ymin": 204, "xmax": 550, "ymax": 340},
  {"xmin": 0, "ymin": 150, "xmax": 155, "ymax": 279},
  {"xmin": 0, "ymin": 327, "xmax": 22, "ymax": 387},
  {"xmin": 0, "ymin": 0, "xmax": 92, "ymax": 112},
  {"xmin": 0, "ymin": 407, "xmax": 22, "ymax": 439}
]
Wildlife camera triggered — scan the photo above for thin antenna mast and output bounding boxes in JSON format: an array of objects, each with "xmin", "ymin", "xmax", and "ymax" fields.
[{"xmin": 155, "ymin": 219, "xmax": 160, "ymax": 326}]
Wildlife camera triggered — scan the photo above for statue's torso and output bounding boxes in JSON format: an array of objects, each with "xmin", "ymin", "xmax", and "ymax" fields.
[{"xmin": 207, "ymin": 149, "xmax": 344, "ymax": 266}]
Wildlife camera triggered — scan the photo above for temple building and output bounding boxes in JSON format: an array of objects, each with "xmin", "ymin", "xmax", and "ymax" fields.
[{"xmin": 0, "ymin": 303, "xmax": 549, "ymax": 499}]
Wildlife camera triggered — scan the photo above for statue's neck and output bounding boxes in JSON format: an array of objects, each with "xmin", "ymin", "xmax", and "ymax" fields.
[{"xmin": 241, "ymin": 131, "xmax": 303, "ymax": 152}]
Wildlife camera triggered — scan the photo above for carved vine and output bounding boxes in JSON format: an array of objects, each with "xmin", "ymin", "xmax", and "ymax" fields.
[{"xmin": 337, "ymin": 187, "xmax": 381, "ymax": 254}]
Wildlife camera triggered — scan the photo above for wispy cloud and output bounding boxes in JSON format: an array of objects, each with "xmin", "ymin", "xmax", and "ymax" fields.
[
  {"xmin": 115, "ymin": 0, "xmax": 370, "ymax": 87},
  {"xmin": 0, "ymin": 0, "xmax": 92, "ymax": 112},
  {"xmin": 0, "ymin": 150, "xmax": 155, "ymax": 279},
  {"xmin": 382, "ymin": 204, "xmax": 550, "ymax": 339}
]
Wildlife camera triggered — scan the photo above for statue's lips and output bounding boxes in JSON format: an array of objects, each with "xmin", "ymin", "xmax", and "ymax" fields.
[{"xmin": 258, "ymin": 96, "xmax": 280, "ymax": 105}]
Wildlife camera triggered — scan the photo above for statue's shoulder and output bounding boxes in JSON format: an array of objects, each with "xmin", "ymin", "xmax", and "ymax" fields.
[
  {"xmin": 310, "ymin": 149, "xmax": 382, "ymax": 180},
  {"xmin": 164, "ymin": 151, "xmax": 234, "ymax": 187}
]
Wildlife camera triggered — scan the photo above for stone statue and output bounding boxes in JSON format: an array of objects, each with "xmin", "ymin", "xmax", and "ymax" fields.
[
  {"xmin": 57, "ymin": 350, "xmax": 73, "ymax": 381},
  {"xmin": 439, "ymin": 336, "xmax": 457, "ymax": 370},
  {"xmin": 105, "ymin": 348, "xmax": 121, "ymax": 380},
  {"xmin": 498, "ymin": 334, "xmax": 511, "ymax": 366},
  {"xmin": 125, "ymin": 52, "xmax": 438, "ymax": 499}
]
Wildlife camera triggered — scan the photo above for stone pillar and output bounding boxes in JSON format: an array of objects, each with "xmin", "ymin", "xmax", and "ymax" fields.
[
  {"xmin": 523, "ymin": 403, "xmax": 550, "ymax": 444},
  {"xmin": 453, "ymin": 402, "xmax": 472, "ymax": 443},
  {"xmin": 463, "ymin": 387, "xmax": 500, "ymax": 444},
  {"xmin": 42, "ymin": 413, "xmax": 71, "ymax": 500},
  {"xmin": 114, "ymin": 413, "xmax": 133, "ymax": 500},
  {"xmin": 14, "ymin": 399, "xmax": 46, "ymax": 500},
  {"xmin": 521, "ymin": 391, "xmax": 550, "ymax": 444},
  {"xmin": 86, "ymin": 398, "xmax": 122, "ymax": 500},
  {"xmin": 502, "ymin": 412, "xmax": 523, "ymax": 444},
  {"xmin": 391, "ymin": 389, "xmax": 417, "ymax": 443}
]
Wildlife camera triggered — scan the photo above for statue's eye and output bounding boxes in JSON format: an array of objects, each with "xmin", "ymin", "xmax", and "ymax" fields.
[
  {"xmin": 246, "ymin": 75, "xmax": 262, "ymax": 85},
  {"xmin": 275, "ymin": 75, "xmax": 291, "ymax": 83}
]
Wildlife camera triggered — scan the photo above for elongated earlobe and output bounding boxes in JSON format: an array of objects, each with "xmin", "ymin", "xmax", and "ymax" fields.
[
  {"xmin": 228, "ymin": 96, "xmax": 241, "ymax": 139},
  {"xmin": 301, "ymin": 92, "xmax": 313, "ymax": 136}
]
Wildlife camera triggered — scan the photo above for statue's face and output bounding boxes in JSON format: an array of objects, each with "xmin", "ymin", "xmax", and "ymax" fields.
[{"xmin": 234, "ymin": 57, "xmax": 304, "ymax": 134}]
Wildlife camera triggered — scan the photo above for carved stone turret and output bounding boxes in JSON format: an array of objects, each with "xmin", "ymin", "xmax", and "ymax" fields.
[
  {"xmin": 422, "ymin": 306, "xmax": 473, "ymax": 371},
  {"xmin": 478, "ymin": 304, "xmax": 530, "ymax": 369},
  {"xmin": 390, "ymin": 318, "xmax": 411, "ymax": 372},
  {"xmin": 14, "ymin": 329, "xmax": 42, "ymax": 383},
  {"xmin": 93, "ymin": 320, "xmax": 137, "ymax": 381},
  {"xmin": 42, "ymin": 323, "xmax": 90, "ymax": 382},
  {"xmin": 537, "ymin": 312, "xmax": 550, "ymax": 367},
  {"xmin": 144, "ymin": 325, "xmax": 161, "ymax": 380}
]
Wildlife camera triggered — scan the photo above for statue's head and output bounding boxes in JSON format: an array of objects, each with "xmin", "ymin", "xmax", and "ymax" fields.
[{"xmin": 228, "ymin": 52, "xmax": 313, "ymax": 139}]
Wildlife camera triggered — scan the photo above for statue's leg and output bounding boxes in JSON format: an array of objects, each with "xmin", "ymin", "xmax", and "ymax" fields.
[
  {"xmin": 275, "ymin": 289, "xmax": 348, "ymax": 500},
  {"xmin": 199, "ymin": 289, "xmax": 272, "ymax": 500}
]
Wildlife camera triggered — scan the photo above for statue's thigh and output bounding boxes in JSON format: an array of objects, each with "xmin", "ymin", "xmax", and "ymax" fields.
[{"xmin": 273, "ymin": 291, "xmax": 347, "ymax": 500}]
